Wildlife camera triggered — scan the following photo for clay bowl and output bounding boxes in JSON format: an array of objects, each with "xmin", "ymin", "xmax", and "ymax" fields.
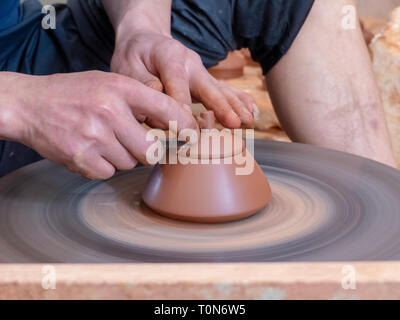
[{"xmin": 142, "ymin": 132, "xmax": 272, "ymax": 223}]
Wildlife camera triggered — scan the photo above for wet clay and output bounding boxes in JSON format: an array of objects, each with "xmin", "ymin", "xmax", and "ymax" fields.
[{"xmin": 142, "ymin": 111, "xmax": 272, "ymax": 223}]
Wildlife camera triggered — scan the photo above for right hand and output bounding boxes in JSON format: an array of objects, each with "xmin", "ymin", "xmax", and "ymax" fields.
[
  {"xmin": 111, "ymin": 31, "xmax": 258, "ymax": 128},
  {"xmin": 102, "ymin": 0, "xmax": 259, "ymax": 128},
  {"xmin": 9, "ymin": 71, "xmax": 198, "ymax": 179}
]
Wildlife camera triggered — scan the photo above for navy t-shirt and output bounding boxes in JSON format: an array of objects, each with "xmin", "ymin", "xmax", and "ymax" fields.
[{"xmin": 0, "ymin": 0, "xmax": 20, "ymax": 31}]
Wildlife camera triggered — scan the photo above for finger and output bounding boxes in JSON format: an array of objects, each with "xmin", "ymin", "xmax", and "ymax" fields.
[
  {"xmin": 145, "ymin": 118, "xmax": 168, "ymax": 130},
  {"xmin": 70, "ymin": 150, "xmax": 116, "ymax": 180},
  {"xmin": 236, "ymin": 89, "xmax": 260, "ymax": 117},
  {"xmin": 219, "ymin": 86, "xmax": 254, "ymax": 125},
  {"xmin": 189, "ymin": 69, "xmax": 241, "ymax": 128},
  {"xmin": 114, "ymin": 112, "xmax": 160, "ymax": 166},
  {"xmin": 221, "ymin": 82, "xmax": 259, "ymax": 115},
  {"xmin": 120, "ymin": 79, "xmax": 199, "ymax": 134},
  {"xmin": 134, "ymin": 111, "xmax": 168, "ymax": 130},
  {"xmin": 100, "ymin": 136, "xmax": 138, "ymax": 171},
  {"xmin": 144, "ymin": 76, "xmax": 164, "ymax": 92},
  {"xmin": 158, "ymin": 61, "xmax": 192, "ymax": 105},
  {"xmin": 118, "ymin": 57, "xmax": 164, "ymax": 92}
]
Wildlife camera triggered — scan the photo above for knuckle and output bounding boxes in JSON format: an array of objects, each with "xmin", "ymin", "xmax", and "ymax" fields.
[
  {"xmin": 169, "ymin": 63, "xmax": 187, "ymax": 79},
  {"xmin": 95, "ymin": 103, "xmax": 118, "ymax": 121},
  {"xmin": 80, "ymin": 124, "xmax": 106, "ymax": 146},
  {"xmin": 70, "ymin": 147, "xmax": 87, "ymax": 168},
  {"xmin": 165, "ymin": 38, "xmax": 185, "ymax": 52},
  {"xmin": 63, "ymin": 142, "xmax": 82, "ymax": 163}
]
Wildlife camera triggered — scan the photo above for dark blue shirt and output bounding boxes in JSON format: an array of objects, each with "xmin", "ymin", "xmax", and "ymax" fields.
[{"xmin": 0, "ymin": 0, "xmax": 20, "ymax": 31}]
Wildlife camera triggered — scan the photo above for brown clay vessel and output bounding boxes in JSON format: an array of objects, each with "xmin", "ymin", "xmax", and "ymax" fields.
[{"xmin": 142, "ymin": 112, "xmax": 272, "ymax": 223}]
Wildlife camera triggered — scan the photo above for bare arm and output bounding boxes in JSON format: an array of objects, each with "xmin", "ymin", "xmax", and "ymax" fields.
[{"xmin": 266, "ymin": 0, "xmax": 396, "ymax": 167}]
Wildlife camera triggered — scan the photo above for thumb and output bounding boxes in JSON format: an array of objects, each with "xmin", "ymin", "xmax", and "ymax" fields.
[
  {"xmin": 112, "ymin": 57, "xmax": 164, "ymax": 92},
  {"xmin": 127, "ymin": 61, "xmax": 164, "ymax": 92},
  {"xmin": 142, "ymin": 76, "xmax": 164, "ymax": 92}
]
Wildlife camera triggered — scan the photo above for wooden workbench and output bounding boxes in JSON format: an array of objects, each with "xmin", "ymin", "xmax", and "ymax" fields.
[{"xmin": 1, "ymin": 262, "xmax": 399, "ymax": 299}]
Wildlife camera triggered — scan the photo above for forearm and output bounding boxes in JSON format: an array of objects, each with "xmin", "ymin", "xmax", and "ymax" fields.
[
  {"xmin": 266, "ymin": 0, "xmax": 396, "ymax": 167},
  {"xmin": 102, "ymin": 0, "xmax": 172, "ymax": 36},
  {"xmin": 0, "ymin": 72, "xmax": 25, "ymax": 141}
]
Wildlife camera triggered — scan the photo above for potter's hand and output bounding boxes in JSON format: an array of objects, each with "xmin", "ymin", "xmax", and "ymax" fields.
[
  {"xmin": 0, "ymin": 71, "xmax": 197, "ymax": 180},
  {"xmin": 102, "ymin": 0, "xmax": 257, "ymax": 128}
]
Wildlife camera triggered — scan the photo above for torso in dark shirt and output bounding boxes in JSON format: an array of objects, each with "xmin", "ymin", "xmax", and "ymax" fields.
[{"xmin": 0, "ymin": 0, "xmax": 20, "ymax": 31}]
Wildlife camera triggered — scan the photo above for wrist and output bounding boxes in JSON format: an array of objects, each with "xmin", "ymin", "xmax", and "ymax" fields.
[
  {"xmin": 102, "ymin": 0, "xmax": 172, "ymax": 39},
  {"xmin": 116, "ymin": 12, "xmax": 171, "ymax": 39},
  {"xmin": 0, "ymin": 72, "xmax": 25, "ymax": 141}
]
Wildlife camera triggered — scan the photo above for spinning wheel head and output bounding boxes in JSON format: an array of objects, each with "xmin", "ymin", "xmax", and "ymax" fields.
[{"xmin": 1, "ymin": 140, "xmax": 400, "ymax": 263}]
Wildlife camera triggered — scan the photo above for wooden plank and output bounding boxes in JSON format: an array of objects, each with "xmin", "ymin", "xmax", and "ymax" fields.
[{"xmin": 0, "ymin": 262, "xmax": 399, "ymax": 299}]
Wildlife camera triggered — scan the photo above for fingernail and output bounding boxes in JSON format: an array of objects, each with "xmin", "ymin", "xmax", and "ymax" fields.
[
  {"xmin": 251, "ymin": 103, "xmax": 260, "ymax": 114},
  {"xmin": 252, "ymin": 103, "xmax": 260, "ymax": 120}
]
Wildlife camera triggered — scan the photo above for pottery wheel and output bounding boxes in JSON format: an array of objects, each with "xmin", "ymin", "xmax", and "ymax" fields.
[{"xmin": 1, "ymin": 140, "xmax": 400, "ymax": 263}]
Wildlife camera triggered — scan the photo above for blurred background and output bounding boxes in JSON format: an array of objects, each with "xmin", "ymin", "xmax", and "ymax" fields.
[
  {"xmin": 357, "ymin": 0, "xmax": 400, "ymax": 18},
  {"xmin": 40, "ymin": 0, "xmax": 66, "ymax": 4}
]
